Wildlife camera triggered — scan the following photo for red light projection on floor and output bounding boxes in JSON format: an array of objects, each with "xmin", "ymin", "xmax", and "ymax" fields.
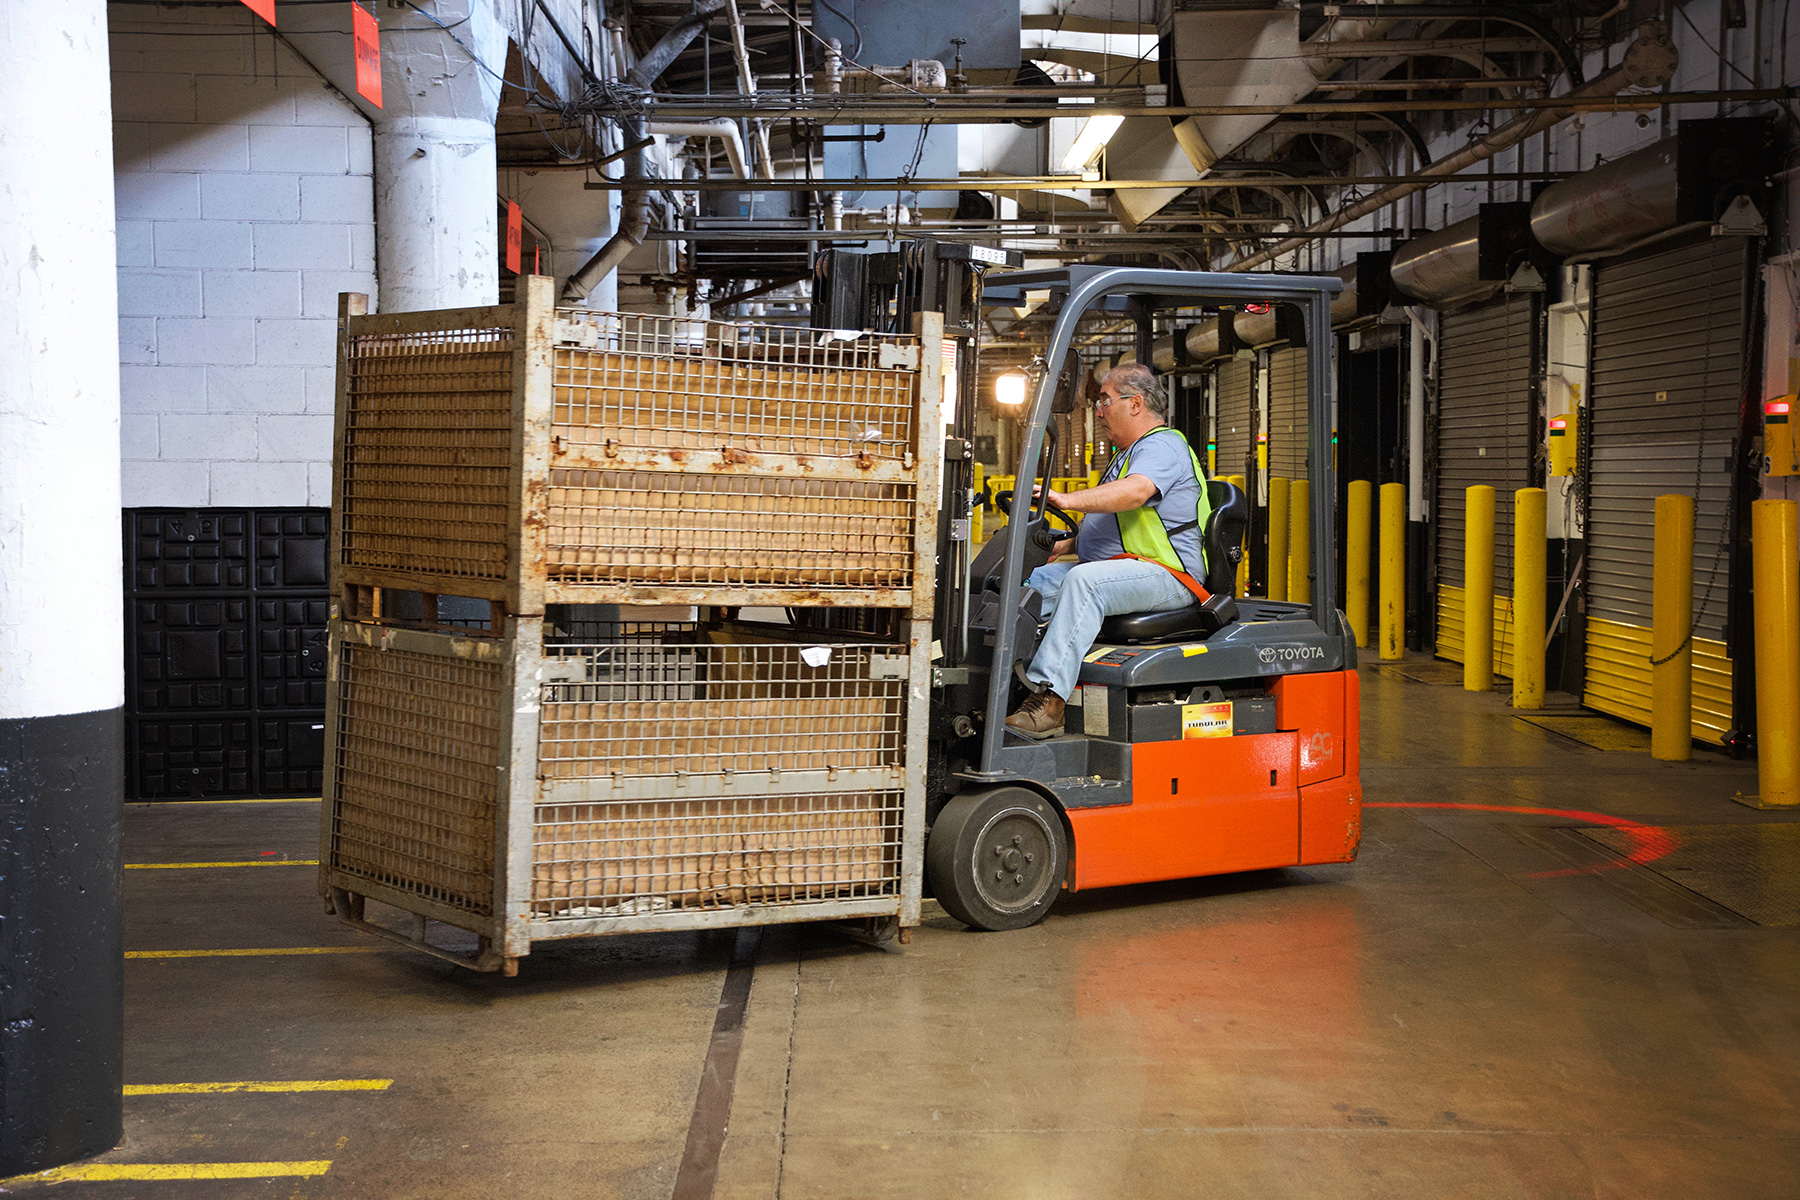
[{"xmin": 1366, "ymin": 801, "xmax": 1680, "ymax": 877}]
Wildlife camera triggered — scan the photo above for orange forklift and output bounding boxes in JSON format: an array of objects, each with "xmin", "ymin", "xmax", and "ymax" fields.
[{"xmin": 921, "ymin": 265, "xmax": 1362, "ymax": 930}]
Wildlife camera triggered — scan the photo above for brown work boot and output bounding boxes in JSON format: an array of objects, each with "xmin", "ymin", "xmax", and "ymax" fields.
[{"xmin": 1005, "ymin": 690, "xmax": 1066, "ymax": 739}]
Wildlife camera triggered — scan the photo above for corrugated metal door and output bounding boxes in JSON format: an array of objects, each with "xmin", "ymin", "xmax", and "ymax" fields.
[
  {"xmin": 1433, "ymin": 294, "xmax": 1535, "ymax": 674},
  {"xmin": 1214, "ymin": 357, "xmax": 1255, "ymax": 480},
  {"xmin": 1583, "ymin": 236, "xmax": 1747, "ymax": 743},
  {"xmin": 1266, "ymin": 347, "xmax": 1308, "ymax": 483}
]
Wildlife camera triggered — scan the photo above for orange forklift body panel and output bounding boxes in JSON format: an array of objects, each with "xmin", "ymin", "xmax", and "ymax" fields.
[{"xmin": 1066, "ymin": 669, "xmax": 1360, "ymax": 890}]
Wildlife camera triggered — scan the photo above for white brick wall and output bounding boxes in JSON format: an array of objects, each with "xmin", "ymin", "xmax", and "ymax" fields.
[{"xmin": 112, "ymin": 7, "xmax": 375, "ymax": 507}]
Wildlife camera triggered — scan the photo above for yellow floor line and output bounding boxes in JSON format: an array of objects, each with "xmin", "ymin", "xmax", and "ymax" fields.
[
  {"xmin": 127, "ymin": 947, "xmax": 380, "ymax": 960},
  {"xmin": 128, "ymin": 797, "xmax": 322, "ymax": 807},
  {"xmin": 126, "ymin": 860, "xmax": 319, "ymax": 869},
  {"xmin": 13, "ymin": 1161, "xmax": 332, "ymax": 1182},
  {"xmin": 125, "ymin": 1079, "xmax": 392, "ymax": 1095}
]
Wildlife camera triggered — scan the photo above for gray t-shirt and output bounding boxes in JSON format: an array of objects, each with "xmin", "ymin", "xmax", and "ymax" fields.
[{"xmin": 1075, "ymin": 428, "xmax": 1207, "ymax": 575}]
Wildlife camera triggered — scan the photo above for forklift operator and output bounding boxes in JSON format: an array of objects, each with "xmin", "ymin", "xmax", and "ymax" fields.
[{"xmin": 1005, "ymin": 363, "xmax": 1212, "ymax": 738}]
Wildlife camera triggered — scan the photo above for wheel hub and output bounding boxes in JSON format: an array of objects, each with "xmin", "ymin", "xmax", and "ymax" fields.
[{"xmin": 973, "ymin": 812, "xmax": 1054, "ymax": 914}]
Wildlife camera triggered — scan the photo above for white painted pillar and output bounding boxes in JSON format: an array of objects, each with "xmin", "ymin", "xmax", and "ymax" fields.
[
  {"xmin": 374, "ymin": 115, "xmax": 501, "ymax": 311},
  {"xmin": 0, "ymin": 0, "xmax": 125, "ymax": 1174},
  {"xmin": 509, "ymin": 168, "xmax": 620, "ymax": 312}
]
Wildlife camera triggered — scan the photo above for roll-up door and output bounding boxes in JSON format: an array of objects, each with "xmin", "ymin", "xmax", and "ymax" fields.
[
  {"xmin": 1214, "ymin": 357, "xmax": 1255, "ymax": 481},
  {"xmin": 1583, "ymin": 236, "xmax": 1747, "ymax": 744},
  {"xmin": 1266, "ymin": 347, "xmax": 1308, "ymax": 484},
  {"xmin": 1433, "ymin": 294, "xmax": 1535, "ymax": 674}
]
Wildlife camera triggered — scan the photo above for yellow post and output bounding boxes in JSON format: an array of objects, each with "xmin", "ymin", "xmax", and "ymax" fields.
[
  {"xmin": 1651, "ymin": 494, "xmax": 1695, "ymax": 761},
  {"xmin": 1512, "ymin": 488, "xmax": 1547, "ymax": 710},
  {"xmin": 1227, "ymin": 474, "xmax": 1249, "ymax": 597},
  {"xmin": 1464, "ymin": 485, "xmax": 1495, "ymax": 692},
  {"xmin": 1267, "ymin": 476, "xmax": 1290, "ymax": 602},
  {"xmin": 970, "ymin": 462, "xmax": 985, "ymax": 544},
  {"xmin": 1752, "ymin": 500, "xmax": 1800, "ymax": 805},
  {"xmin": 1288, "ymin": 478, "xmax": 1310, "ymax": 603},
  {"xmin": 1379, "ymin": 483, "xmax": 1405, "ymax": 660},
  {"xmin": 1345, "ymin": 481, "xmax": 1372, "ymax": 647}
]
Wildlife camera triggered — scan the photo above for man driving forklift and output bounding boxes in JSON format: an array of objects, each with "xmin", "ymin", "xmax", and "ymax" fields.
[{"xmin": 1005, "ymin": 362, "xmax": 1214, "ymax": 738}]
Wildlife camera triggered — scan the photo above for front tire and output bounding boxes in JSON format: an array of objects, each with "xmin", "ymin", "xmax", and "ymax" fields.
[{"xmin": 926, "ymin": 787, "xmax": 1068, "ymax": 931}]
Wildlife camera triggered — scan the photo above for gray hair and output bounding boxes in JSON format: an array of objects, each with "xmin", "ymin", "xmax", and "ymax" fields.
[{"xmin": 1103, "ymin": 362, "xmax": 1167, "ymax": 419}]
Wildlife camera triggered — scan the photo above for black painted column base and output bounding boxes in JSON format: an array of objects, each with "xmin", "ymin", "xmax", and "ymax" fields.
[{"xmin": 0, "ymin": 708, "xmax": 123, "ymax": 1176}]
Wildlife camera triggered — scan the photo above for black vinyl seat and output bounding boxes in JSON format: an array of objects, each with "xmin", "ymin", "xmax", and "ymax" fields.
[{"xmin": 1096, "ymin": 478, "xmax": 1251, "ymax": 644}]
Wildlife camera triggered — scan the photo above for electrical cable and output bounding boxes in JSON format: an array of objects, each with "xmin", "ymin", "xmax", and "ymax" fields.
[{"xmin": 813, "ymin": 0, "xmax": 861, "ymax": 62}]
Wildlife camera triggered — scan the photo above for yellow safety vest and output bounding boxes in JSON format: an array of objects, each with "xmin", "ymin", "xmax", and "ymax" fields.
[{"xmin": 1113, "ymin": 426, "xmax": 1211, "ymax": 585}]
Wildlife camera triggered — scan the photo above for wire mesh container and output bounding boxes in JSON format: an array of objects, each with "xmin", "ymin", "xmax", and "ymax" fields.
[
  {"xmin": 320, "ymin": 615, "xmax": 926, "ymax": 972},
  {"xmin": 330, "ymin": 284, "xmax": 942, "ymax": 610}
]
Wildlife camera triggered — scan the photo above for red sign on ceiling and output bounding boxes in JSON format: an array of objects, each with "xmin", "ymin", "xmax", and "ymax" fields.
[
  {"xmin": 240, "ymin": 0, "xmax": 276, "ymax": 25},
  {"xmin": 352, "ymin": 2, "xmax": 383, "ymax": 108},
  {"xmin": 505, "ymin": 201, "xmax": 523, "ymax": 274}
]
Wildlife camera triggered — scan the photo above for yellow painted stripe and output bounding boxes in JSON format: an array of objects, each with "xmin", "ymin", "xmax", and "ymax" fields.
[
  {"xmin": 127, "ymin": 947, "xmax": 380, "ymax": 960},
  {"xmin": 126, "ymin": 860, "xmax": 319, "ymax": 869},
  {"xmin": 15, "ymin": 1161, "xmax": 332, "ymax": 1182},
  {"xmin": 125, "ymin": 1079, "xmax": 392, "ymax": 1095},
  {"xmin": 129, "ymin": 797, "xmax": 322, "ymax": 806}
]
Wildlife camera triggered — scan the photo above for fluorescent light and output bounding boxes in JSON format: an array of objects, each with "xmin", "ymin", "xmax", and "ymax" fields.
[
  {"xmin": 994, "ymin": 371, "xmax": 1030, "ymax": 408},
  {"xmin": 1060, "ymin": 114, "xmax": 1124, "ymax": 173}
]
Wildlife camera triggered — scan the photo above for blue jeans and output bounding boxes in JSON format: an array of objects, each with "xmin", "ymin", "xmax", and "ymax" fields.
[{"xmin": 1023, "ymin": 558, "xmax": 1193, "ymax": 699}]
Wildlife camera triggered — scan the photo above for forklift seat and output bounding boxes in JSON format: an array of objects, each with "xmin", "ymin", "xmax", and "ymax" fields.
[{"xmin": 1096, "ymin": 478, "xmax": 1251, "ymax": 644}]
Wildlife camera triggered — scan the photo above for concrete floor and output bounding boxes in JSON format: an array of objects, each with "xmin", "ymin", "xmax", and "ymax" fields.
[{"xmin": 12, "ymin": 655, "xmax": 1800, "ymax": 1198}]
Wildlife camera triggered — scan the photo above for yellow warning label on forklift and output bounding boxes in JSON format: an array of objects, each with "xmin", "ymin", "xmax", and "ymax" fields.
[
  {"xmin": 1182, "ymin": 702, "xmax": 1232, "ymax": 738},
  {"xmin": 1084, "ymin": 647, "xmax": 1112, "ymax": 663},
  {"xmin": 1181, "ymin": 644, "xmax": 1208, "ymax": 657}
]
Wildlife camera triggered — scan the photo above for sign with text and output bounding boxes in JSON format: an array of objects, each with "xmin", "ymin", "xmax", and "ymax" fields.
[
  {"xmin": 241, "ymin": 0, "xmax": 276, "ymax": 25},
  {"xmin": 352, "ymin": 2, "xmax": 382, "ymax": 108},
  {"xmin": 505, "ymin": 201, "xmax": 522, "ymax": 274}
]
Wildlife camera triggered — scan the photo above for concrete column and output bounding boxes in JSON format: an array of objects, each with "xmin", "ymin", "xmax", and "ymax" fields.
[
  {"xmin": 0, "ymin": 0, "xmax": 125, "ymax": 1175},
  {"xmin": 374, "ymin": 116, "xmax": 502, "ymax": 311},
  {"xmin": 367, "ymin": 2, "xmax": 506, "ymax": 313}
]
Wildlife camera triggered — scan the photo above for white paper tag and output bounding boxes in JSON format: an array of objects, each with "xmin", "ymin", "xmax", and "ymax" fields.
[{"xmin": 801, "ymin": 646, "xmax": 832, "ymax": 668}]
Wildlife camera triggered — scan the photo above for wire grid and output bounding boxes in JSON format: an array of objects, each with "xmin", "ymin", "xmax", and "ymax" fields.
[
  {"xmin": 546, "ymin": 469, "xmax": 917, "ymax": 587},
  {"xmin": 328, "ymin": 641, "xmax": 505, "ymax": 917},
  {"xmin": 539, "ymin": 634, "xmax": 906, "ymax": 778},
  {"xmin": 532, "ymin": 790, "xmax": 904, "ymax": 916},
  {"xmin": 340, "ymin": 327, "xmax": 515, "ymax": 582},
  {"xmin": 554, "ymin": 312, "xmax": 919, "ymax": 461}
]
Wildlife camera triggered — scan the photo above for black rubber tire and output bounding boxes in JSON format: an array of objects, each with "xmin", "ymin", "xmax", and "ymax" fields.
[{"xmin": 926, "ymin": 788, "xmax": 1068, "ymax": 931}]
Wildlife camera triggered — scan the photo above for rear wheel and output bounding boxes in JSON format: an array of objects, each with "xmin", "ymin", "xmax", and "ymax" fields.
[{"xmin": 926, "ymin": 787, "xmax": 1067, "ymax": 931}]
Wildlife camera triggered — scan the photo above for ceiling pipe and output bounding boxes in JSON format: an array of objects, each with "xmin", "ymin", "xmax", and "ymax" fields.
[
  {"xmin": 1296, "ymin": 4, "xmax": 1585, "ymax": 87},
  {"xmin": 646, "ymin": 118, "xmax": 749, "ymax": 179},
  {"xmin": 1115, "ymin": 265, "xmax": 1362, "ymax": 372},
  {"xmin": 1225, "ymin": 21, "xmax": 1677, "ymax": 273},
  {"xmin": 1530, "ymin": 136, "xmax": 1677, "ymax": 257}
]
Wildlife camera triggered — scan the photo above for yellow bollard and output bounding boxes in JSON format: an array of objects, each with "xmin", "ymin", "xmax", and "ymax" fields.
[
  {"xmin": 1267, "ymin": 476, "xmax": 1290, "ymax": 602},
  {"xmin": 1346, "ymin": 481, "xmax": 1372, "ymax": 647},
  {"xmin": 1288, "ymin": 478, "xmax": 1310, "ymax": 604},
  {"xmin": 1512, "ymin": 488, "xmax": 1547, "ymax": 710},
  {"xmin": 1464, "ymin": 485, "xmax": 1495, "ymax": 692},
  {"xmin": 1752, "ymin": 500, "xmax": 1800, "ymax": 805},
  {"xmin": 1379, "ymin": 483, "xmax": 1405, "ymax": 660},
  {"xmin": 1651, "ymin": 494, "xmax": 1695, "ymax": 761},
  {"xmin": 1227, "ymin": 474, "xmax": 1249, "ymax": 597}
]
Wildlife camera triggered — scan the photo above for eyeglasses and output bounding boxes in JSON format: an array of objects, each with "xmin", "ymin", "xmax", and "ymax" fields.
[{"xmin": 1095, "ymin": 391, "xmax": 1130, "ymax": 414}]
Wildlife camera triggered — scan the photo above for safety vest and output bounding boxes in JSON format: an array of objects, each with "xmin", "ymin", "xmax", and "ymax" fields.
[{"xmin": 1113, "ymin": 426, "xmax": 1211, "ymax": 589}]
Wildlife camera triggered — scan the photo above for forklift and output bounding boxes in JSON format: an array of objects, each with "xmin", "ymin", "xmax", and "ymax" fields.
[{"xmin": 815, "ymin": 250, "xmax": 1363, "ymax": 931}]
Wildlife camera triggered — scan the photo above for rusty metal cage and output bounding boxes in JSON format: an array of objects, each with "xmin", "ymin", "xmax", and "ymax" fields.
[
  {"xmin": 330, "ymin": 282, "xmax": 940, "ymax": 611},
  {"xmin": 322, "ymin": 282, "xmax": 940, "ymax": 972},
  {"xmin": 320, "ymin": 616, "xmax": 928, "ymax": 972}
]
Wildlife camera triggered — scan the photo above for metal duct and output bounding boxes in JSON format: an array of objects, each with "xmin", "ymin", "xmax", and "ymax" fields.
[
  {"xmin": 1530, "ymin": 137, "xmax": 1677, "ymax": 257},
  {"xmin": 1387, "ymin": 216, "xmax": 1504, "ymax": 309},
  {"xmin": 1227, "ymin": 21, "xmax": 1678, "ymax": 272},
  {"xmin": 1121, "ymin": 266, "xmax": 1360, "ymax": 371},
  {"xmin": 646, "ymin": 118, "xmax": 749, "ymax": 179}
]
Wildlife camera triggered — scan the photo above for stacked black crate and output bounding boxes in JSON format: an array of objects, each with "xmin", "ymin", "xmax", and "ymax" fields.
[{"xmin": 125, "ymin": 509, "xmax": 330, "ymax": 800}]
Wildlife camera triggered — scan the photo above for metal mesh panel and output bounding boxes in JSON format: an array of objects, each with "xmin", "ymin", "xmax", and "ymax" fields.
[
  {"xmin": 546, "ymin": 469, "xmax": 916, "ymax": 587},
  {"xmin": 339, "ymin": 326, "xmax": 514, "ymax": 581},
  {"xmin": 532, "ymin": 791, "xmax": 904, "ymax": 916},
  {"xmin": 553, "ymin": 312, "xmax": 919, "ymax": 460},
  {"xmin": 328, "ymin": 641, "xmax": 504, "ymax": 916},
  {"xmin": 538, "ymin": 633, "xmax": 906, "ymax": 779}
]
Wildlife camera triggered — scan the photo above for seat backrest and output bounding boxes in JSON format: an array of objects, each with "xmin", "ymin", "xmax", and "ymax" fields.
[{"xmin": 1203, "ymin": 478, "xmax": 1251, "ymax": 598}]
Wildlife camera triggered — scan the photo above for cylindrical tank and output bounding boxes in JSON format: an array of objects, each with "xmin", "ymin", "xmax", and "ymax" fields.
[
  {"xmin": 1530, "ymin": 137, "xmax": 1677, "ymax": 257},
  {"xmin": 1388, "ymin": 215, "xmax": 1502, "ymax": 309}
]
